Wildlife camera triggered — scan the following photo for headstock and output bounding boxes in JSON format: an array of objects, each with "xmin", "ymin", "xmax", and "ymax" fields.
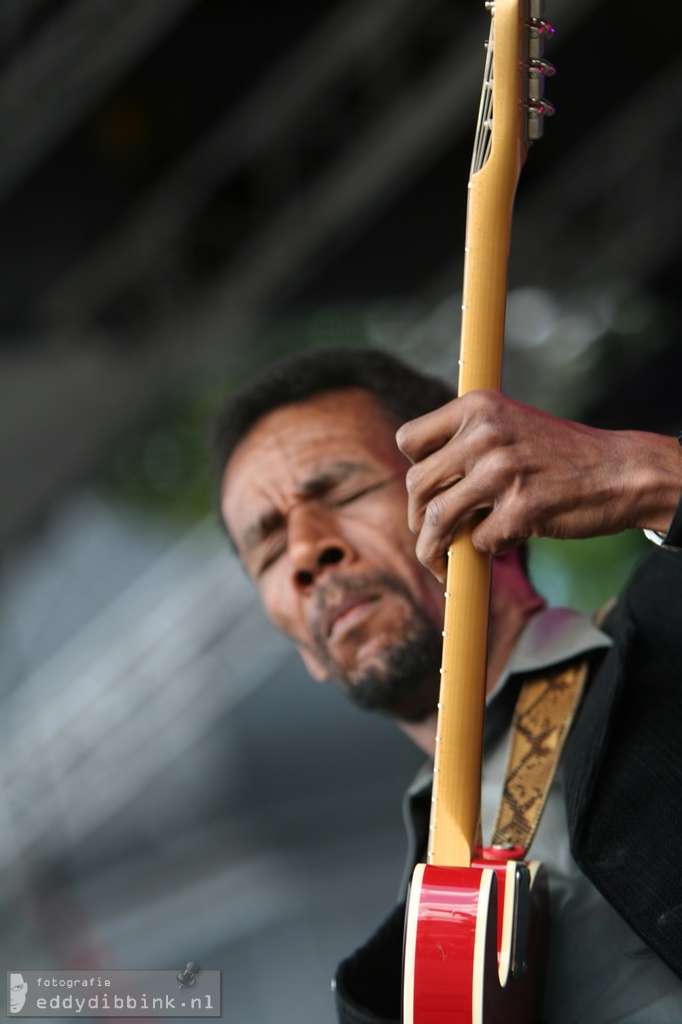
[{"xmin": 472, "ymin": 0, "xmax": 555, "ymax": 179}]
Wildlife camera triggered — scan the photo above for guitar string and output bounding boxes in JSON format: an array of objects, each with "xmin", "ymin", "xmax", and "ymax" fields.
[{"xmin": 472, "ymin": 12, "xmax": 495, "ymax": 175}]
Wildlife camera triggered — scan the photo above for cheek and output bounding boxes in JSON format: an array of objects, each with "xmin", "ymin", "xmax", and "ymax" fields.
[
  {"xmin": 371, "ymin": 521, "xmax": 419, "ymax": 572},
  {"xmin": 259, "ymin": 574, "xmax": 306, "ymax": 640},
  {"xmin": 386, "ymin": 533, "xmax": 444, "ymax": 618}
]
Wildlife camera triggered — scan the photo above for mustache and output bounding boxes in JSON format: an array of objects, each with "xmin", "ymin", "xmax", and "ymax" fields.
[{"xmin": 310, "ymin": 571, "xmax": 414, "ymax": 647}]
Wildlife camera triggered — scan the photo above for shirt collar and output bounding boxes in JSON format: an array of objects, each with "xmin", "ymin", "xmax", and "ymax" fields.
[
  {"xmin": 483, "ymin": 606, "xmax": 613, "ymax": 748},
  {"xmin": 488, "ymin": 605, "xmax": 613, "ymax": 704}
]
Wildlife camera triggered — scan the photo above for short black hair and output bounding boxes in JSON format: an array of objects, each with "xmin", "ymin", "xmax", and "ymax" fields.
[{"xmin": 208, "ymin": 346, "xmax": 455, "ymax": 483}]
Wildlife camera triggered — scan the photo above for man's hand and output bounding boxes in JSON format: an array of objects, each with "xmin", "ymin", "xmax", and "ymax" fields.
[{"xmin": 396, "ymin": 390, "xmax": 682, "ymax": 581}]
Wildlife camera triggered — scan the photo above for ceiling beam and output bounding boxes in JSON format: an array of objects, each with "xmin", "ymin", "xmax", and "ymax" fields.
[{"xmin": 0, "ymin": 0, "xmax": 198, "ymax": 204}]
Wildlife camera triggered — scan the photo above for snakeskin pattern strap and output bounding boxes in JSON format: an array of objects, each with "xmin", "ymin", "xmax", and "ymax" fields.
[{"xmin": 490, "ymin": 658, "xmax": 589, "ymax": 853}]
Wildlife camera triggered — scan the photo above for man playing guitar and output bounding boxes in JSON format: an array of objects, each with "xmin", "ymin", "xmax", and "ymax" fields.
[{"xmin": 212, "ymin": 345, "xmax": 682, "ymax": 1023}]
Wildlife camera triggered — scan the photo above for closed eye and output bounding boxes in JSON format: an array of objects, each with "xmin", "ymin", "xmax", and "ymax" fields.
[
  {"xmin": 255, "ymin": 538, "xmax": 286, "ymax": 575},
  {"xmin": 331, "ymin": 486, "xmax": 373, "ymax": 506},
  {"xmin": 329, "ymin": 477, "xmax": 394, "ymax": 507}
]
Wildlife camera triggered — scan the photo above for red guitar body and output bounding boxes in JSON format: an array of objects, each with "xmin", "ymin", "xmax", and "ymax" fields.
[{"xmin": 403, "ymin": 855, "xmax": 547, "ymax": 1024}]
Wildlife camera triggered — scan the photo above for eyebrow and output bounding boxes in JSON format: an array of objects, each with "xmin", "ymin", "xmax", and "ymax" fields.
[
  {"xmin": 240, "ymin": 460, "xmax": 369, "ymax": 554},
  {"xmin": 298, "ymin": 460, "xmax": 365, "ymax": 496}
]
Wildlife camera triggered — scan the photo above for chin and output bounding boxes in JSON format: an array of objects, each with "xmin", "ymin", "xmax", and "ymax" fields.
[{"xmin": 346, "ymin": 649, "xmax": 394, "ymax": 689}]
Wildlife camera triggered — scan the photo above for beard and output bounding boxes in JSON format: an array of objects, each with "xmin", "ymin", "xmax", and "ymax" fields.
[
  {"xmin": 343, "ymin": 618, "xmax": 443, "ymax": 721},
  {"xmin": 310, "ymin": 571, "xmax": 443, "ymax": 723}
]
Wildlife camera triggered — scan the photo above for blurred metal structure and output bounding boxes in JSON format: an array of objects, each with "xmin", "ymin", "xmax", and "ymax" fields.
[
  {"xmin": 0, "ymin": 0, "xmax": 197, "ymax": 203},
  {"xmin": 2, "ymin": 0, "xmax": 682, "ymax": 547},
  {"xmin": 0, "ymin": 525, "xmax": 272, "ymax": 887}
]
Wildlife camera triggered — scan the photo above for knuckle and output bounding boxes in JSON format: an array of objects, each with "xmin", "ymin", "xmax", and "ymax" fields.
[
  {"xmin": 395, "ymin": 424, "xmax": 407, "ymax": 450},
  {"xmin": 470, "ymin": 387, "xmax": 496, "ymax": 406},
  {"xmin": 466, "ymin": 389, "xmax": 500, "ymax": 419},
  {"xmin": 424, "ymin": 491, "xmax": 448, "ymax": 529},
  {"xmin": 466, "ymin": 391, "xmax": 515, "ymax": 444},
  {"xmin": 405, "ymin": 461, "xmax": 427, "ymax": 496},
  {"xmin": 482, "ymin": 448, "xmax": 514, "ymax": 482},
  {"xmin": 395, "ymin": 420, "xmax": 415, "ymax": 452},
  {"xmin": 488, "ymin": 505, "xmax": 532, "ymax": 551},
  {"xmin": 479, "ymin": 427, "xmax": 526, "ymax": 480},
  {"xmin": 415, "ymin": 532, "xmax": 438, "ymax": 572}
]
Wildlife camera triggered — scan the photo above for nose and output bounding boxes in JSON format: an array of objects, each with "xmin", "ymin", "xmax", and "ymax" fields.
[{"xmin": 288, "ymin": 504, "xmax": 354, "ymax": 591}]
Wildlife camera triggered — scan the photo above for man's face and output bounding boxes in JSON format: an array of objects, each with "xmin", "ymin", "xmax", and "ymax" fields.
[
  {"xmin": 221, "ymin": 389, "xmax": 445, "ymax": 720},
  {"xmin": 10, "ymin": 974, "xmax": 27, "ymax": 1013}
]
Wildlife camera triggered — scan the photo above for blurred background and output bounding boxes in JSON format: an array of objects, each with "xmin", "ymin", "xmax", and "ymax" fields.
[{"xmin": 1, "ymin": 0, "xmax": 681, "ymax": 1020}]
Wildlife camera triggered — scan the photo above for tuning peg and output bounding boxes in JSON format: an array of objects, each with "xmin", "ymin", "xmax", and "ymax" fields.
[
  {"xmin": 530, "ymin": 17, "xmax": 554, "ymax": 34},
  {"xmin": 526, "ymin": 98, "xmax": 555, "ymax": 141},
  {"xmin": 531, "ymin": 58, "xmax": 556, "ymax": 76},
  {"xmin": 529, "ymin": 15, "xmax": 554, "ymax": 60},
  {"xmin": 529, "ymin": 58, "xmax": 556, "ymax": 102}
]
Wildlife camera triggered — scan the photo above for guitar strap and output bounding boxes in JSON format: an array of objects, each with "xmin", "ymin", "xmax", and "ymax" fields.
[
  {"xmin": 491, "ymin": 600, "xmax": 615, "ymax": 854},
  {"xmin": 490, "ymin": 656, "xmax": 589, "ymax": 854}
]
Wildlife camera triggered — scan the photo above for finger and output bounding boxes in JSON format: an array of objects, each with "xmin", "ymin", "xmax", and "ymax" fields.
[
  {"xmin": 404, "ymin": 448, "xmax": 464, "ymax": 535},
  {"xmin": 396, "ymin": 398, "xmax": 463, "ymax": 463},
  {"xmin": 413, "ymin": 476, "xmax": 495, "ymax": 579},
  {"xmin": 406, "ymin": 430, "xmax": 517, "ymax": 539},
  {"xmin": 470, "ymin": 511, "xmax": 530, "ymax": 556}
]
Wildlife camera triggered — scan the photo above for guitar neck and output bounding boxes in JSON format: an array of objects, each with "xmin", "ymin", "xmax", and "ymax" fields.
[{"xmin": 428, "ymin": 0, "xmax": 552, "ymax": 868}]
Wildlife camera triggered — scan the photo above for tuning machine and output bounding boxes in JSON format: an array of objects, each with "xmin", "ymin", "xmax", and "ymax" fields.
[{"xmin": 525, "ymin": 1, "xmax": 555, "ymax": 141}]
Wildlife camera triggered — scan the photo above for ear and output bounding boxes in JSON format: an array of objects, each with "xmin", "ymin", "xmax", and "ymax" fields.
[
  {"xmin": 491, "ymin": 545, "xmax": 543, "ymax": 610},
  {"xmin": 298, "ymin": 645, "xmax": 331, "ymax": 683}
]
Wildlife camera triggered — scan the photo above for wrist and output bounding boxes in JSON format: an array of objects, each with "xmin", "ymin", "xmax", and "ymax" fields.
[{"xmin": 643, "ymin": 431, "xmax": 682, "ymax": 550}]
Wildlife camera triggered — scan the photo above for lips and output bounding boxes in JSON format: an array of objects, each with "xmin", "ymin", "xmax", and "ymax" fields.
[{"xmin": 325, "ymin": 592, "xmax": 381, "ymax": 640}]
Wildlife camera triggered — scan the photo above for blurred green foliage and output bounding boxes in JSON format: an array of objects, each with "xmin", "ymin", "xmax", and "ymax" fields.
[
  {"xmin": 96, "ymin": 388, "xmax": 219, "ymax": 524},
  {"xmin": 95, "ymin": 306, "xmax": 374, "ymax": 524},
  {"xmin": 528, "ymin": 531, "xmax": 649, "ymax": 611}
]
